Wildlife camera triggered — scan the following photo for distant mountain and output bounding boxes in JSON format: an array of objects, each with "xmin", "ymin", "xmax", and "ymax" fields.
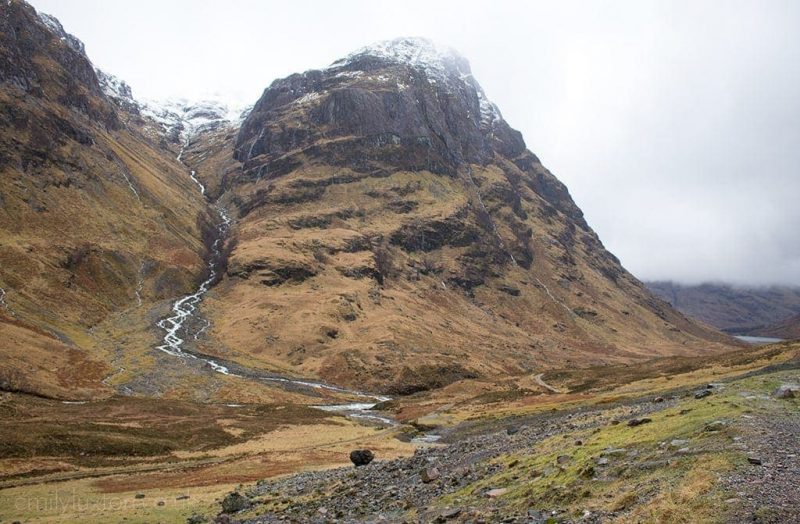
[
  {"xmin": 646, "ymin": 281, "xmax": 800, "ymax": 336},
  {"xmin": 95, "ymin": 69, "xmax": 249, "ymax": 143},
  {"xmin": 755, "ymin": 313, "xmax": 800, "ymax": 339}
]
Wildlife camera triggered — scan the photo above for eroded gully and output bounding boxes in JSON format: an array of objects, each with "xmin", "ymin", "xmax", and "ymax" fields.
[{"xmin": 154, "ymin": 143, "xmax": 392, "ymax": 426}]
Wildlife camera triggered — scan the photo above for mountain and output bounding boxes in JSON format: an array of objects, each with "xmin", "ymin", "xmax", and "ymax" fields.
[
  {"xmin": 646, "ymin": 281, "xmax": 800, "ymax": 335},
  {"xmin": 0, "ymin": 0, "xmax": 736, "ymax": 402},
  {"xmin": 753, "ymin": 313, "xmax": 800, "ymax": 339},
  {"xmin": 6, "ymin": 7, "xmax": 800, "ymax": 522},
  {"xmin": 0, "ymin": 0, "xmax": 210, "ymax": 398},
  {"xmin": 182, "ymin": 37, "xmax": 736, "ymax": 394}
]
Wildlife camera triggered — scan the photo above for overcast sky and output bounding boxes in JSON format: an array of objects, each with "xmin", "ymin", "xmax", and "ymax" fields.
[{"xmin": 34, "ymin": 0, "xmax": 800, "ymax": 287}]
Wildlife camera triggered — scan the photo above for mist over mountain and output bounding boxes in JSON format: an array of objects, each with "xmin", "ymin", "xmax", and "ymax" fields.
[{"xmin": 647, "ymin": 281, "xmax": 800, "ymax": 337}]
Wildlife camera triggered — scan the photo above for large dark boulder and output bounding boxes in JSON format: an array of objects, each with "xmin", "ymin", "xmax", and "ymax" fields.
[
  {"xmin": 349, "ymin": 449, "xmax": 375, "ymax": 467},
  {"xmin": 220, "ymin": 492, "xmax": 251, "ymax": 513}
]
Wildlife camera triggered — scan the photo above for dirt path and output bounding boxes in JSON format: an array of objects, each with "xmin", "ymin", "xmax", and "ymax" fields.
[{"xmin": 533, "ymin": 372, "xmax": 561, "ymax": 393}]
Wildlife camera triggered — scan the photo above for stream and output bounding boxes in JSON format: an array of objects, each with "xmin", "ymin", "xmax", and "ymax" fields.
[{"xmin": 154, "ymin": 145, "xmax": 393, "ymax": 426}]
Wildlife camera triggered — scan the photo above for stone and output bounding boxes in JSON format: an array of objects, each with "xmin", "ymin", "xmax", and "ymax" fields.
[
  {"xmin": 695, "ymin": 390, "xmax": 712, "ymax": 399},
  {"xmin": 506, "ymin": 426, "xmax": 519, "ymax": 435},
  {"xmin": 421, "ymin": 467, "xmax": 440, "ymax": 483},
  {"xmin": 773, "ymin": 385, "xmax": 797, "ymax": 399},
  {"xmin": 596, "ymin": 457, "xmax": 610, "ymax": 466},
  {"xmin": 187, "ymin": 516, "xmax": 208, "ymax": 524},
  {"xmin": 747, "ymin": 456, "xmax": 763, "ymax": 465},
  {"xmin": 627, "ymin": 418, "xmax": 652, "ymax": 427},
  {"xmin": 135, "ymin": 493, "xmax": 145, "ymax": 499},
  {"xmin": 350, "ymin": 449, "xmax": 375, "ymax": 467},
  {"xmin": 653, "ymin": 396, "xmax": 665, "ymax": 403},
  {"xmin": 704, "ymin": 421, "xmax": 727, "ymax": 432},
  {"xmin": 556, "ymin": 455, "xmax": 571, "ymax": 464},
  {"xmin": 669, "ymin": 439, "xmax": 689, "ymax": 448},
  {"xmin": 498, "ymin": 285, "xmax": 521, "ymax": 296},
  {"xmin": 157, "ymin": 500, "xmax": 165, "ymax": 506},
  {"xmin": 440, "ymin": 507, "xmax": 462, "ymax": 519},
  {"xmin": 176, "ymin": 494, "xmax": 190, "ymax": 500},
  {"xmin": 220, "ymin": 492, "xmax": 251, "ymax": 513},
  {"xmin": 486, "ymin": 488, "xmax": 508, "ymax": 498}
]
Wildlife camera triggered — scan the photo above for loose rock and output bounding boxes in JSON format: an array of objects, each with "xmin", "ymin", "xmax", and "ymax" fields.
[
  {"xmin": 220, "ymin": 492, "xmax": 251, "ymax": 513},
  {"xmin": 773, "ymin": 386, "xmax": 798, "ymax": 399},
  {"xmin": 421, "ymin": 467, "xmax": 440, "ymax": 483},
  {"xmin": 350, "ymin": 449, "xmax": 375, "ymax": 467}
]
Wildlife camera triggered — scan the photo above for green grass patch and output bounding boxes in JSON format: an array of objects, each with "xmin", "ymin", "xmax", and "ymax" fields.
[{"xmin": 436, "ymin": 369, "xmax": 800, "ymax": 522}]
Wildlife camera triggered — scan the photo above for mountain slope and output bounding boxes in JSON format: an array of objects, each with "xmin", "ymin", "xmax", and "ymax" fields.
[
  {"xmin": 185, "ymin": 38, "xmax": 736, "ymax": 394},
  {"xmin": 646, "ymin": 281, "xmax": 800, "ymax": 335},
  {"xmin": 746, "ymin": 313, "xmax": 800, "ymax": 340},
  {"xmin": 0, "ymin": 0, "xmax": 209, "ymax": 398}
]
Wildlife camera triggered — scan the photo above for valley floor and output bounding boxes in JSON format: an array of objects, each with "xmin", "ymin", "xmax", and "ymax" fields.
[
  {"xmin": 0, "ymin": 342, "xmax": 797, "ymax": 523},
  {"xmin": 232, "ymin": 357, "xmax": 800, "ymax": 524}
]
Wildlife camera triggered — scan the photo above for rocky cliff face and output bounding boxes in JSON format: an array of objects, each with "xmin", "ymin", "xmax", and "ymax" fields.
[
  {"xmin": 185, "ymin": 38, "xmax": 736, "ymax": 394},
  {"xmin": 235, "ymin": 39, "xmax": 583, "ymax": 224}
]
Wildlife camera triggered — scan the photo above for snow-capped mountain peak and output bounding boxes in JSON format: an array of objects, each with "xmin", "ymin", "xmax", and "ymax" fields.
[
  {"xmin": 139, "ymin": 96, "xmax": 250, "ymax": 142},
  {"xmin": 329, "ymin": 37, "xmax": 501, "ymax": 127},
  {"xmin": 331, "ymin": 37, "xmax": 468, "ymax": 79},
  {"xmin": 95, "ymin": 68, "xmax": 250, "ymax": 142}
]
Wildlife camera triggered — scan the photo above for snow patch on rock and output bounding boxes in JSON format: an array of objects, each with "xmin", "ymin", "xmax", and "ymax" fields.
[
  {"xmin": 331, "ymin": 37, "xmax": 502, "ymax": 126},
  {"xmin": 36, "ymin": 11, "xmax": 85, "ymax": 55},
  {"xmin": 93, "ymin": 67, "xmax": 251, "ymax": 141},
  {"xmin": 332, "ymin": 37, "xmax": 465, "ymax": 81},
  {"xmin": 140, "ymin": 98, "xmax": 251, "ymax": 141}
]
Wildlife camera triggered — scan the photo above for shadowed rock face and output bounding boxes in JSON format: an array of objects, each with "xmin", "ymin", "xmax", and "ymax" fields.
[
  {"xmin": 236, "ymin": 38, "xmax": 523, "ymax": 168},
  {"xmin": 0, "ymin": 0, "xmax": 118, "ymax": 129},
  {"xmin": 0, "ymin": 0, "xmax": 209, "ymax": 399},
  {"xmin": 236, "ymin": 37, "xmax": 584, "ymax": 227}
]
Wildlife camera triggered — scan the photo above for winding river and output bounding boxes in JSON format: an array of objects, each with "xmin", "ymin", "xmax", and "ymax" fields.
[{"xmin": 154, "ymin": 145, "xmax": 392, "ymax": 425}]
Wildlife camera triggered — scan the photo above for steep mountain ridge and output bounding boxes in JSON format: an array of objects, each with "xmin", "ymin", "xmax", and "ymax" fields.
[
  {"xmin": 0, "ymin": 0, "xmax": 211, "ymax": 398},
  {"xmin": 184, "ymin": 37, "xmax": 736, "ymax": 394}
]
